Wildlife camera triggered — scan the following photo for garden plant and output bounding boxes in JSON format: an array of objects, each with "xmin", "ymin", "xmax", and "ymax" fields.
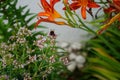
[{"xmin": 0, "ymin": 0, "xmax": 120, "ymax": 80}]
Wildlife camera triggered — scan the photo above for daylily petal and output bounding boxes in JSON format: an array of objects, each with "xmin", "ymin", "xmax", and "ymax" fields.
[
  {"xmin": 113, "ymin": 0, "xmax": 120, "ymax": 10},
  {"xmin": 53, "ymin": 10, "xmax": 62, "ymax": 18},
  {"xmin": 104, "ymin": 7, "xmax": 116, "ymax": 14},
  {"xmin": 35, "ymin": 18, "xmax": 66, "ymax": 28},
  {"xmin": 81, "ymin": 7, "xmax": 87, "ymax": 19},
  {"xmin": 81, "ymin": 0, "xmax": 88, "ymax": 6},
  {"xmin": 54, "ymin": 21, "xmax": 67, "ymax": 25},
  {"xmin": 50, "ymin": 0, "xmax": 60, "ymax": 7},
  {"xmin": 63, "ymin": 2, "xmax": 81, "ymax": 10},
  {"xmin": 35, "ymin": 18, "xmax": 54, "ymax": 28},
  {"xmin": 38, "ymin": 12, "xmax": 50, "ymax": 17},
  {"xmin": 50, "ymin": 0, "xmax": 60, "ymax": 13},
  {"xmin": 88, "ymin": 2, "xmax": 100, "ymax": 8},
  {"xmin": 48, "ymin": 16, "xmax": 54, "ymax": 21},
  {"xmin": 69, "ymin": 2, "xmax": 81, "ymax": 10},
  {"xmin": 113, "ymin": 0, "xmax": 120, "ymax": 4},
  {"xmin": 41, "ymin": 0, "xmax": 51, "ymax": 12}
]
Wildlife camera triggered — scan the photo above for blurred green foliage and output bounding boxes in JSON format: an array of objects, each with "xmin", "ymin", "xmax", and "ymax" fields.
[
  {"xmin": 0, "ymin": 0, "xmax": 36, "ymax": 42},
  {"xmin": 84, "ymin": 22, "xmax": 120, "ymax": 80}
]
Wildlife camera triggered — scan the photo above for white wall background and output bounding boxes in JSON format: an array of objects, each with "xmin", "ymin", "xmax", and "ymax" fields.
[{"xmin": 17, "ymin": 0, "xmax": 89, "ymax": 43}]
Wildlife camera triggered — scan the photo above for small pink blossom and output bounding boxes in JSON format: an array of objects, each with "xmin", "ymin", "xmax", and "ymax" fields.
[
  {"xmin": 29, "ymin": 55, "xmax": 37, "ymax": 62},
  {"xmin": 49, "ymin": 55, "xmax": 55, "ymax": 63}
]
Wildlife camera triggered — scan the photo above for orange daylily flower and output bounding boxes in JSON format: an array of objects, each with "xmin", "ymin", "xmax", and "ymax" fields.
[
  {"xmin": 64, "ymin": 0, "xmax": 100, "ymax": 19},
  {"xmin": 97, "ymin": 12, "xmax": 120, "ymax": 34},
  {"xmin": 98, "ymin": 0, "xmax": 120, "ymax": 34},
  {"xmin": 113, "ymin": 0, "xmax": 120, "ymax": 11},
  {"xmin": 35, "ymin": 0, "xmax": 66, "ymax": 28},
  {"xmin": 104, "ymin": 0, "xmax": 120, "ymax": 14}
]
